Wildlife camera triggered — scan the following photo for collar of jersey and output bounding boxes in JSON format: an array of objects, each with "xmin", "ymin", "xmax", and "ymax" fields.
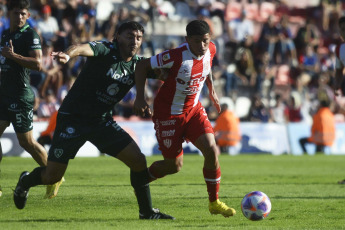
[
  {"xmin": 185, "ymin": 43, "xmax": 204, "ymax": 61},
  {"xmin": 19, "ymin": 23, "xmax": 30, "ymax": 32}
]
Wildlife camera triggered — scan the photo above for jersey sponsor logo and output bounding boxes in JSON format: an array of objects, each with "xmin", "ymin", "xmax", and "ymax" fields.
[
  {"xmin": 163, "ymin": 139, "xmax": 172, "ymax": 148},
  {"xmin": 160, "ymin": 120, "xmax": 176, "ymax": 126},
  {"xmin": 106, "ymin": 68, "xmax": 134, "ymax": 85},
  {"xmin": 54, "ymin": 149, "xmax": 64, "ymax": 158},
  {"xmin": 10, "ymin": 103, "xmax": 18, "ymax": 109},
  {"xmin": 107, "ymin": 83, "xmax": 119, "ymax": 96},
  {"xmin": 66, "ymin": 127, "xmax": 75, "ymax": 134},
  {"xmin": 31, "ymin": 45, "xmax": 41, "ymax": 49},
  {"xmin": 33, "ymin": 38, "xmax": 39, "ymax": 44},
  {"xmin": 162, "ymin": 129, "xmax": 175, "ymax": 137}
]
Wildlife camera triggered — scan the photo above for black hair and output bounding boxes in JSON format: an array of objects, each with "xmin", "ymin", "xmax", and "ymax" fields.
[
  {"xmin": 116, "ymin": 21, "xmax": 144, "ymax": 36},
  {"xmin": 186, "ymin": 20, "xmax": 210, "ymax": 36},
  {"xmin": 7, "ymin": 0, "xmax": 30, "ymax": 11},
  {"xmin": 339, "ymin": 16, "xmax": 345, "ymax": 26}
]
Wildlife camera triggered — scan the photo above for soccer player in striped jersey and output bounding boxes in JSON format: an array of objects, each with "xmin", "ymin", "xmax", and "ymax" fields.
[{"xmin": 134, "ymin": 20, "xmax": 236, "ymax": 218}]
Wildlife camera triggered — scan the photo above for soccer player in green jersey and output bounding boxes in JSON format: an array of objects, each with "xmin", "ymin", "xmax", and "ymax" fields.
[
  {"xmin": 13, "ymin": 21, "xmax": 174, "ymax": 219},
  {"xmin": 0, "ymin": 0, "xmax": 62, "ymax": 199}
]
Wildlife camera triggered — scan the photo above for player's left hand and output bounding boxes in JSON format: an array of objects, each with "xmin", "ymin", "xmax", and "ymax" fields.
[
  {"xmin": 210, "ymin": 91, "xmax": 221, "ymax": 113},
  {"xmin": 133, "ymin": 98, "xmax": 152, "ymax": 117}
]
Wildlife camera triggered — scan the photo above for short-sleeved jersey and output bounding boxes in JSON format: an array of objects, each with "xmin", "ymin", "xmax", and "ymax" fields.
[
  {"xmin": 59, "ymin": 41, "xmax": 146, "ymax": 118},
  {"xmin": 150, "ymin": 41, "xmax": 216, "ymax": 116},
  {"xmin": 0, "ymin": 23, "xmax": 41, "ymax": 99},
  {"xmin": 335, "ymin": 43, "xmax": 345, "ymax": 68}
]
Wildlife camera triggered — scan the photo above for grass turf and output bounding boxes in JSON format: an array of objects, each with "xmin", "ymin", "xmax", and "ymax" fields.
[{"xmin": 0, "ymin": 154, "xmax": 345, "ymax": 229}]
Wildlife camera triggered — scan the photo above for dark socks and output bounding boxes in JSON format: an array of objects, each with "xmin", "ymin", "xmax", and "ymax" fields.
[
  {"xmin": 21, "ymin": 167, "xmax": 44, "ymax": 190},
  {"xmin": 130, "ymin": 169, "xmax": 153, "ymax": 214}
]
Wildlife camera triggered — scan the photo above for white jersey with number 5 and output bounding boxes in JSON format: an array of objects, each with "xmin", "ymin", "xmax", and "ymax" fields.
[{"xmin": 150, "ymin": 41, "xmax": 216, "ymax": 116}]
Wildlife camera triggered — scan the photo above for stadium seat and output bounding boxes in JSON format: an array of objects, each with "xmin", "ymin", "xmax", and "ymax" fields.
[
  {"xmin": 258, "ymin": 2, "xmax": 276, "ymax": 22},
  {"xmin": 235, "ymin": 96, "xmax": 251, "ymax": 118}
]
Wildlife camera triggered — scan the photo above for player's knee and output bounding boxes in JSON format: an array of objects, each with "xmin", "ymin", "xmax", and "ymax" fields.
[{"xmin": 18, "ymin": 138, "xmax": 33, "ymax": 150}]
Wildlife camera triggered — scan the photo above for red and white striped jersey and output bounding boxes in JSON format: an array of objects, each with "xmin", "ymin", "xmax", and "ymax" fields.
[
  {"xmin": 150, "ymin": 41, "xmax": 216, "ymax": 116},
  {"xmin": 335, "ymin": 43, "xmax": 345, "ymax": 68}
]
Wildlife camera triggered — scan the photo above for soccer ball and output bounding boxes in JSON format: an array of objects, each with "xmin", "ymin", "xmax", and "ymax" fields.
[{"xmin": 241, "ymin": 191, "xmax": 271, "ymax": 221}]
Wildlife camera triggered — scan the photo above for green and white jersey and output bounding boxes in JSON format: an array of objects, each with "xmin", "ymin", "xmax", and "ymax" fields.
[
  {"xmin": 60, "ymin": 41, "xmax": 151, "ymax": 119},
  {"xmin": 0, "ymin": 23, "xmax": 41, "ymax": 100}
]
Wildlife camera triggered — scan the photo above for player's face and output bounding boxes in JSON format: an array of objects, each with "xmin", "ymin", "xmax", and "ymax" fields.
[
  {"xmin": 9, "ymin": 8, "xmax": 30, "ymax": 29},
  {"xmin": 116, "ymin": 29, "xmax": 143, "ymax": 61},
  {"xmin": 186, "ymin": 33, "xmax": 211, "ymax": 58},
  {"xmin": 340, "ymin": 22, "xmax": 345, "ymax": 41}
]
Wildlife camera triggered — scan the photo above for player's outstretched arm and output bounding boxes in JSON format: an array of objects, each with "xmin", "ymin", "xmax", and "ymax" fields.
[
  {"xmin": 206, "ymin": 71, "xmax": 221, "ymax": 113},
  {"xmin": 134, "ymin": 58, "xmax": 152, "ymax": 117},
  {"xmin": 51, "ymin": 43, "xmax": 94, "ymax": 64},
  {"xmin": 1, "ymin": 39, "xmax": 43, "ymax": 71}
]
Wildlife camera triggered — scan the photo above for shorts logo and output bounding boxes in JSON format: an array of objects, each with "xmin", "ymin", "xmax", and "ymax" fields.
[
  {"xmin": 10, "ymin": 103, "xmax": 17, "ymax": 109},
  {"xmin": 107, "ymin": 83, "xmax": 119, "ymax": 96},
  {"xmin": 162, "ymin": 130, "xmax": 175, "ymax": 137},
  {"xmin": 28, "ymin": 110, "xmax": 33, "ymax": 119},
  {"xmin": 160, "ymin": 120, "xmax": 176, "ymax": 126},
  {"xmin": 163, "ymin": 139, "xmax": 172, "ymax": 148},
  {"xmin": 66, "ymin": 127, "xmax": 75, "ymax": 134},
  {"xmin": 54, "ymin": 149, "xmax": 64, "ymax": 158}
]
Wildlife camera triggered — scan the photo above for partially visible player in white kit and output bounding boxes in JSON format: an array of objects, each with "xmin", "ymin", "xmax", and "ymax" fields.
[
  {"xmin": 334, "ymin": 16, "xmax": 345, "ymax": 184},
  {"xmin": 134, "ymin": 20, "xmax": 236, "ymax": 217}
]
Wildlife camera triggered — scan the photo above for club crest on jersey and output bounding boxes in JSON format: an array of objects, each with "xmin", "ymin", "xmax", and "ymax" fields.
[
  {"xmin": 163, "ymin": 53, "xmax": 170, "ymax": 61},
  {"xmin": 14, "ymin": 33, "xmax": 22, "ymax": 39},
  {"xmin": 163, "ymin": 139, "xmax": 172, "ymax": 148},
  {"xmin": 54, "ymin": 149, "xmax": 64, "ymax": 158}
]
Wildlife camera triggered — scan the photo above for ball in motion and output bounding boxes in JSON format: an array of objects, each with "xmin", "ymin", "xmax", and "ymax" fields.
[{"xmin": 241, "ymin": 191, "xmax": 271, "ymax": 221}]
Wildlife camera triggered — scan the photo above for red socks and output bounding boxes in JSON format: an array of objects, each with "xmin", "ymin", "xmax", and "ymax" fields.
[{"xmin": 203, "ymin": 167, "xmax": 221, "ymax": 202}]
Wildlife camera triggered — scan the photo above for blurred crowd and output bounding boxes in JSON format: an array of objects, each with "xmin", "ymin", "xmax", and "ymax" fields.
[{"xmin": 1, "ymin": 0, "xmax": 344, "ymax": 124}]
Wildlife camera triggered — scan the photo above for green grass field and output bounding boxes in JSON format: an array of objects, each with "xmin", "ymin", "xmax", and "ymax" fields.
[{"xmin": 1, "ymin": 154, "xmax": 345, "ymax": 230}]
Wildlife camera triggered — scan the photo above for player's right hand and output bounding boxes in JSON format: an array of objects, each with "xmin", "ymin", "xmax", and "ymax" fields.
[
  {"xmin": 51, "ymin": 51, "xmax": 69, "ymax": 64},
  {"xmin": 133, "ymin": 98, "xmax": 152, "ymax": 117}
]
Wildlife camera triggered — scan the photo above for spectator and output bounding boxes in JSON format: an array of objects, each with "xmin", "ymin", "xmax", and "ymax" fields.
[
  {"xmin": 269, "ymin": 94, "xmax": 286, "ymax": 123},
  {"xmin": 278, "ymin": 15, "xmax": 298, "ymax": 66},
  {"xmin": 223, "ymin": 48, "xmax": 258, "ymax": 98},
  {"xmin": 37, "ymin": 5, "xmax": 60, "ymax": 43},
  {"xmin": 37, "ymin": 110, "xmax": 57, "ymax": 148},
  {"xmin": 56, "ymin": 75, "xmax": 76, "ymax": 104},
  {"xmin": 294, "ymin": 17, "xmax": 321, "ymax": 60},
  {"xmin": 226, "ymin": 9, "xmax": 254, "ymax": 55},
  {"xmin": 100, "ymin": 10, "xmax": 118, "ymax": 41},
  {"xmin": 284, "ymin": 92, "xmax": 303, "ymax": 122},
  {"xmin": 39, "ymin": 40, "xmax": 64, "ymax": 98},
  {"xmin": 247, "ymin": 94, "xmax": 270, "ymax": 122},
  {"xmin": 214, "ymin": 103, "xmax": 241, "ymax": 155},
  {"xmin": 257, "ymin": 15, "xmax": 280, "ymax": 65},
  {"xmin": 37, "ymin": 89, "xmax": 60, "ymax": 119},
  {"xmin": 299, "ymin": 97, "xmax": 335, "ymax": 154}
]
